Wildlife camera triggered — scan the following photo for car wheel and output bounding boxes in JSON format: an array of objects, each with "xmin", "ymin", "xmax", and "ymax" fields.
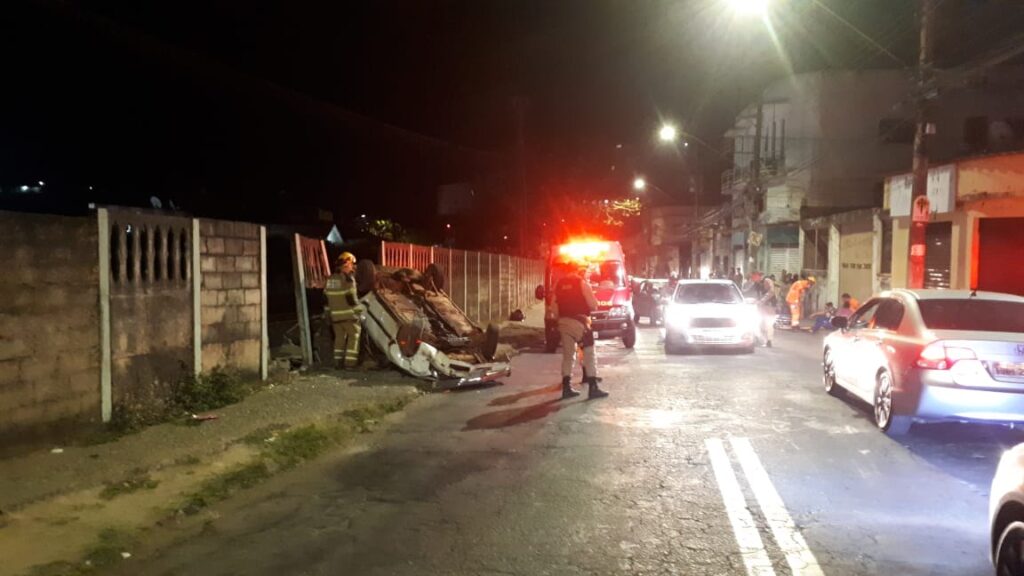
[
  {"xmin": 874, "ymin": 370, "xmax": 912, "ymax": 436},
  {"xmin": 823, "ymin": 349, "xmax": 842, "ymax": 397},
  {"xmin": 996, "ymin": 520, "xmax": 1024, "ymax": 576},
  {"xmin": 622, "ymin": 322, "xmax": 637, "ymax": 349}
]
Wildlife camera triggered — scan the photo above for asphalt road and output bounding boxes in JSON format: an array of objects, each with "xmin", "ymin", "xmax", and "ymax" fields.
[{"xmin": 113, "ymin": 326, "xmax": 1024, "ymax": 576}]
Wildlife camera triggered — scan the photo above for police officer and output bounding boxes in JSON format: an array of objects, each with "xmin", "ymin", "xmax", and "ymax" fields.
[
  {"xmin": 553, "ymin": 264, "xmax": 609, "ymax": 400},
  {"xmin": 325, "ymin": 252, "xmax": 364, "ymax": 369}
]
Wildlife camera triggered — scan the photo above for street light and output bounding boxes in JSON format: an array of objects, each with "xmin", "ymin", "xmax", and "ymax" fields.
[
  {"xmin": 658, "ymin": 124, "xmax": 678, "ymax": 143},
  {"xmin": 727, "ymin": 0, "xmax": 770, "ymax": 17},
  {"xmin": 633, "ymin": 177, "xmax": 646, "ymax": 191}
]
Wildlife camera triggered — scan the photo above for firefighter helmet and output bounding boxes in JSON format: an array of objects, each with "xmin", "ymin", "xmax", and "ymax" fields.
[{"xmin": 337, "ymin": 252, "xmax": 356, "ymax": 265}]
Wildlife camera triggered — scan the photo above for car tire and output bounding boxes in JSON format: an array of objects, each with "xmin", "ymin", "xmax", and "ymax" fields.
[
  {"xmin": 622, "ymin": 322, "xmax": 637, "ymax": 349},
  {"xmin": 995, "ymin": 520, "xmax": 1024, "ymax": 576},
  {"xmin": 874, "ymin": 369, "xmax": 912, "ymax": 436},
  {"xmin": 823, "ymin": 349, "xmax": 843, "ymax": 397},
  {"xmin": 482, "ymin": 323, "xmax": 500, "ymax": 361}
]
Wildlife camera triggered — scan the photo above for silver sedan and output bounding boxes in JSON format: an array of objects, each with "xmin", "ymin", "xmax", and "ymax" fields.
[{"xmin": 823, "ymin": 289, "xmax": 1024, "ymax": 436}]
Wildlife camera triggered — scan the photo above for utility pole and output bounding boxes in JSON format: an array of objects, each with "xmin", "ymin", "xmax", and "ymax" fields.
[
  {"xmin": 747, "ymin": 97, "xmax": 764, "ymax": 273},
  {"xmin": 907, "ymin": 0, "xmax": 936, "ymax": 288},
  {"xmin": 512, "ymin": 97, "xmax": 529, "ymax": 257}
]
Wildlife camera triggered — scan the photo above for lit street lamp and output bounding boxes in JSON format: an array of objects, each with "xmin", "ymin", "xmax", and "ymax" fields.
[
  {"xmin": 633, "ymin": 177, "xmax": 646, "ymax": 191},
  {"xmin": 658, "ymin": 124, "xmax": 678, "ymax": 143},
  {"xmin": 727, "ymin": 0, "xmax": 770, "ymax": 17}
]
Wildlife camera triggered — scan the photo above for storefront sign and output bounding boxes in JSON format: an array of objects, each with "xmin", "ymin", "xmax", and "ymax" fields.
[{"xmin": 887, "ymin": 164, "xmax": 956, "ymax": 217}]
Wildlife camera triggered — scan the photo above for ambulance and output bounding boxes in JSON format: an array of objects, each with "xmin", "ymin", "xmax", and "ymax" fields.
[{"xmin": 535, "ymin": 239, "xmax": 637, "ymax": 352}]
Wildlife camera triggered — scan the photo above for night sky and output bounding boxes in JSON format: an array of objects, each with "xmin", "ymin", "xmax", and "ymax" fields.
[{"xmin": 2, "ymin": 0, "xmax": 1022, "ymax": 245}]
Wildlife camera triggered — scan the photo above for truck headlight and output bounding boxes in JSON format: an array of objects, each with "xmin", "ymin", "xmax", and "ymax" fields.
[{"xmin": 608, "ymin": 306, "xmax": 627, "ymax": 318}]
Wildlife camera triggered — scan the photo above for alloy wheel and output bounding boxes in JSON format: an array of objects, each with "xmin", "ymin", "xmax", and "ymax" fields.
[{"xmin": 874, "ymin": 371, "xmax": 893, "ymax": 430}]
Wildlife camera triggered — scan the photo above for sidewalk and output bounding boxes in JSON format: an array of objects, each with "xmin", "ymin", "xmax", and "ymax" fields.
[
  {"xmin": 0, "ymin": 370, "xmax": 420, "ymax": 576},
  {"xmin": 0, "ymin": 307, "xmax": 544, "ymax": 576}
]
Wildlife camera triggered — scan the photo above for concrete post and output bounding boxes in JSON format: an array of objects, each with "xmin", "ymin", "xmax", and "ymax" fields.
[
  {"xmin": 192, "ymin": 219, "xmax": 202, "ymax": 376},
  {"xmin": 872, "ymin": 212, "xmax": 883, "ymax": 297},
  {"xmin": 97, "ymin": 208, "xmax": 112, "ymax": 423},
  {"xmin": 291, "ymin": 234, "xmax": 314, "ymax": 367},
  {"xmin": 260, "ymin": 226, "xmax": 269, "ymax": 380},
  {"xmin": 828, "ymin": 224, "xmax": 841, "ymax": 306}
]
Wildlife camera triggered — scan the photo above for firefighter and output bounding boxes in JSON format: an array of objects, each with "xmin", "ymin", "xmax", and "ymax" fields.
[
  {"xmin": 553, "ymin": 263, "xmax": 609, "ymax": 400},
  {"xmin": 785, "ymin": 275, "xmax": 816, "ymax": 328},
  {"xmin": 325, "ymin": 252, "xmax": 364, "ymax": 368}
]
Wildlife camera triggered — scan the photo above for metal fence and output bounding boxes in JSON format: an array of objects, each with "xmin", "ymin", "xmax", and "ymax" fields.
[{"xmin": 380, "ymin": 242, "xmax": 544, "ymax": 327}]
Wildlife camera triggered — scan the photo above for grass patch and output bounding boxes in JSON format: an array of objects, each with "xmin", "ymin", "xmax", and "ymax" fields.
[
  {"xmin": 262, "ymin": 425, "xmax": 334, "ymax": 469},
  {"xmin": 173, "ymin": 454, "xmax": 201, "ymax": 466},
  {"xmin": 180, "ymin": 461, "xmax": 271, "ymax": 514},
  {"xmin": 99, "ymin": 469, "xmax": 159, "ymax": 501},
  {"xmin": 83, "ymin": 527, "xmax": 137, "ymax": 569},
  {"xmin": 175, "ymin": 395, "xmax": 416, "ymax": 516},
  {"xmin": 30, "ymin": 527, "xmax": 140, "ymax": 575},
  {"xmin": 240, "ymin": 423, "xmax": 291, "ymax": 446}
]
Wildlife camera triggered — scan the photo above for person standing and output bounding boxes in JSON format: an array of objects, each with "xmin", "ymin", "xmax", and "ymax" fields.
[
  {"xmin": 755, "ymin": 272, "xmax": 777, "ymax": 347},
  {"xmin": 785, "ymin": 275, "xmax": 816, "ymax": 328},
  {"xmin": 325, "ymin": 252, "xmax": 364, "ymax": 369},
  {"xmin": 553, "ymin": 264, "xmax": 608, "ymax": 400}
]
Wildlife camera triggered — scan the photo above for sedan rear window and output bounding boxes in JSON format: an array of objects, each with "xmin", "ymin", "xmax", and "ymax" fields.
[
  {"xmin": 675, "ymin": 284, "xmax": 742, "ymax": 304},
  {"xmin": 918, "ymin": 299, "xmax": 1024, "ymax": 333}
]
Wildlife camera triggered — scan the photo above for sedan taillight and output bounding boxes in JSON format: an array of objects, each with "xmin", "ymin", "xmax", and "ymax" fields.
[{"xmin": 916, "ymin": 341, "xmax": 977, "ymax": 370}]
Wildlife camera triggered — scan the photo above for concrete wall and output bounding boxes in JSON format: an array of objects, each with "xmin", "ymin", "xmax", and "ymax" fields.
[
  {"xmin": 107, "ymin": 210, "xmax": 195, "ymax": 409},
  {"xmin": 200, "ymin": 220, "xmax": 263, "ymax": 373},
  {"xmin": 0, "ymin": 211, "xmax": 101, "ymax": 445}
]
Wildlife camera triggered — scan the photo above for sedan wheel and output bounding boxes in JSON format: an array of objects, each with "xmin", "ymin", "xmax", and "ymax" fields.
[
  {"xmin": 874, "ymin": 370, "xmax": 912, "ymax": 436},
  {"xmin": 996, "ymin": 521, "xmax": 1024, "ymax": 576},
  {"xmin": 823, "ymin": 349, "xmax": 841, "ymax": 396}
]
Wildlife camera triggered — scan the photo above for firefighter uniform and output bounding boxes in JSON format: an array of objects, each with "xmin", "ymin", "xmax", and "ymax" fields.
[
  {"xmin": 326, "ymin": 254, "xmax": 364, "ymax": 368},
  {"xmin": 553, "ymin": 270, "xmax": 608, "ymax": 400}
]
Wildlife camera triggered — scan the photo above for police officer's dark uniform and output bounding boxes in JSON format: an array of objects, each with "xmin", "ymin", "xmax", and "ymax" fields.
[{"xmin": 554, "ymin": 268, "xmax": 608, "ymax": 400}]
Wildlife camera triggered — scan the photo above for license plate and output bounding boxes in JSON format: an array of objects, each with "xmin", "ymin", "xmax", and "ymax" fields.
[{"xmin": 993, "ymin": 362, "xmax": 1024, "ymax": 377}]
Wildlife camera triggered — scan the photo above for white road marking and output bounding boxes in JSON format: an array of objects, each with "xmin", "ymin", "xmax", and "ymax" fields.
[
  {"xmin": 705, "ymin": 438, "xmax": 777, "ymax": 576},
  {"xmin": 730, "ymin": 437, "xmax": 825, "ymax": 576}
]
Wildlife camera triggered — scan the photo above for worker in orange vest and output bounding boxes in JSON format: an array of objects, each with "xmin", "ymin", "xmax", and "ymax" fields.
[
  {"xmin": 786, "ymin": 276, "xmax": 816, "ymax": 328},
  {"xmin": 841, "ymin": 292, "xmax": 860, "ymax": 312}
]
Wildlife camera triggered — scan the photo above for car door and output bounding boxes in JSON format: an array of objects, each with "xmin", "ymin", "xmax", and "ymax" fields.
[
  {"xmin": 850, "ymin": 298, "xmax": 906, "ymax": 398},
  {"xmin": 837, "ymin": 299, "xmax": 882, "ymax": 400},
  {"xmin": 633, "ymin": 282, "xmax": 647, "ymax": 317}
]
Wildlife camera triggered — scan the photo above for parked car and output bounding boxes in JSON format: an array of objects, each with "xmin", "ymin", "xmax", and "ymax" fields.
[
  {"xmin": 633, "ymin": 279, "xmax": 668, "ymax": 326},
  {"xmin": 823, "ymin": 289, "xmax": 1024, "ymax": 436},
  {"xmin": 663, "ymin": 280, "xmax": 759, "ymax": 354},
  {"xmin": 990, "ymin": 442, "xmax": 1024, "ymax": 575}
]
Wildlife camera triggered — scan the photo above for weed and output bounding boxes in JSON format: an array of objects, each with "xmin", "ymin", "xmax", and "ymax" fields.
[
  {"xmin": 173, "ymin": 454, "xmax": 201, "ymax": 466},
  {"xmin": 240, "ymin": 423, "xmax": 291, "ymax": 446},
  {"xmin": 99, "ymin": 470, "xmax": 159, "ymax": 500},
  {"xmin": 261, "ymin": 425, "xmax": 332, "ymax": 469},
  {"xmin": 180, "ymin": 461, "xmax": 270, "ymax": 512},
  {"xmin": 172, "ymin": 368, "xmax": 247, "ymax": 414}
]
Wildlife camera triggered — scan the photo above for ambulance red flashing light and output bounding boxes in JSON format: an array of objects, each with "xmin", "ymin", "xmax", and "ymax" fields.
[{"xmin": 556, "ymin": 240, "xmax": 612, "ymax": 263}]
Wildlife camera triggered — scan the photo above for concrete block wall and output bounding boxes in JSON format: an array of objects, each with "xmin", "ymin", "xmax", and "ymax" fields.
[
  {"xmin": 107, "ymin": 211, "xmax": 195, "ymax": 409},
  {"xmin": 0, "ymin": 211, "xmax": 101, "ymax": 445},
  {"xmin": 200, "ymin": 219, "xmax": 263, "ymax": 373}
]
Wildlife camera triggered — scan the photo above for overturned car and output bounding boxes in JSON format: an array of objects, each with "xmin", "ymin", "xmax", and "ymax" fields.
[{"xmin": 356, "ymin": 262, "xmax": 511, "ymax": 390}]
